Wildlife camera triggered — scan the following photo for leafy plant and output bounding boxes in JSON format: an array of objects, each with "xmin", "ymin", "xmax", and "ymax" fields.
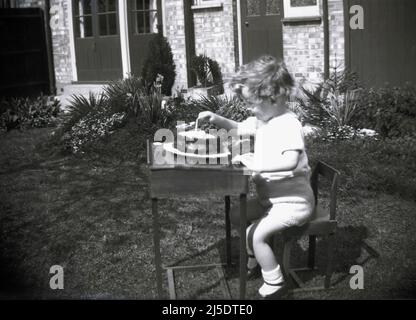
[
  {"xmin": 299, "ymin": 68, "xmax": 361, "ymax": 126},
  {"xmin": 104, "ymin": 76, "xmax": 145, "ymax": 116},
  {"xmin": 141, "ymin": 33, "xmax": 176, "ymax": 96},
  {"xmin": 63, "ymin": 92, "xmax": 109, "ymax": 133},
  {"xmin": 135, "ymin": 86, "xmax": 168, "ymax": 129},
  {"xmin": 0, "ymin": 95, "xmax": 60, "ymax": 132},
  {"xmin": 322, "ymin": 89, "xmax": 361, "ymax": 127},
  {"xmin": 351, "ymin": 84, "xmax": 416, "ymax": 138},
  {"xmin": 298, "ymin": 67, "xmax": 363, "ymax": 140},
  {"xmin": 190, "ymin": 54, "xmax": 224, "ymax": 93}
]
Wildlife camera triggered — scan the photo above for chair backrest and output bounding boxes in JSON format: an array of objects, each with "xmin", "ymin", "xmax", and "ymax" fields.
[{"xmin": 310, "ymin": 161, "xmax": 340, "ymax": 220}]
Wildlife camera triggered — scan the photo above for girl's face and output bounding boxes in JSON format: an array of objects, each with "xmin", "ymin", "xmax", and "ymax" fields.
[{"xmin": 241, "ymin": 86, "xmax": 286, "ymax": 122}]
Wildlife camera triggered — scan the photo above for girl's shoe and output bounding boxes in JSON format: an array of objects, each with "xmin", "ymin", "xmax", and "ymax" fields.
[{"xmin": 259, "ymin": 281, "xmax": 288, "ymax": 300}]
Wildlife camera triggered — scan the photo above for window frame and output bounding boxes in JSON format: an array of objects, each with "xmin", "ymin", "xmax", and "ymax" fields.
[{"xmin": 283, "ymin": 0, "xmax": 320, "ymax": 18}]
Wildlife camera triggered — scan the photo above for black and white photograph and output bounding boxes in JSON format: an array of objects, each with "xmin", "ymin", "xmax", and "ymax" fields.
[{"xmin": 0, "ymin": 0, "xmax": 415, "ymax": 305}]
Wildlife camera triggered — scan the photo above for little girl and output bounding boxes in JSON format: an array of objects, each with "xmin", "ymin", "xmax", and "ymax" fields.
[{"xmin": 197, "ymin": 55, "xmax": 315, "ymax": 299}]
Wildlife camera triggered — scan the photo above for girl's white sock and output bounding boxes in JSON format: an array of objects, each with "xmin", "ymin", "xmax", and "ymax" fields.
[{"xmin": 259, "ymin": 265, "xmax": 285, "ymax": 297}]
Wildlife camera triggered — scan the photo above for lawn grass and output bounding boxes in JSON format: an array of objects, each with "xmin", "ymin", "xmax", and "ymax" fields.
[{"xmin": 0, "ymin": 127, "xmax": 415, "ymax": 299}]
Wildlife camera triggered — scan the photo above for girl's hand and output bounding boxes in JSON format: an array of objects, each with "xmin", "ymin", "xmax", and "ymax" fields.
[{"xmin": 197, "ymin": 111, "xmax": 216, "ymax": 124}]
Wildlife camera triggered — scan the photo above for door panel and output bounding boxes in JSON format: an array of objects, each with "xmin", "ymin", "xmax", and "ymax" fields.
[
  {"xmin": 128, "ymin": 0, "xmax": 159, "ymax": 77},
  {"xmin": 346, "ymin": 0, "xmax": 416, "ymax": 87},
  {"xmin": 73, "ymin": 0, "xmax": 122, "ymax": 81},
  {"xmin": 241, "ymin": 0, "xmax": 283, "ymax": 64}
]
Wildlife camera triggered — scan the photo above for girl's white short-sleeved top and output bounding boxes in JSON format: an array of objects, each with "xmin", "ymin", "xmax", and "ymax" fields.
[{"xmin": 238, "ymin": 112, "xmax": 314, "ymax": 204}]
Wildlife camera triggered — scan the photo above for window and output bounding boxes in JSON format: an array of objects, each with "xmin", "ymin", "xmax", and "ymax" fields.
[
  {"xmin": 74, "ymin": 0, "xmax": 93, "ymax": 38},
  {"xmin": 192, "ymin": 0, "xmax": 223, "ymax": 9},
  {"xmin": 98, "ymin": 0, "xmax": 118, "ymax": 36},
  {"xmin": 283, "ymin": 0, "xmax": 320, "ymax": 18},
  {"xmin": 133, "ymin": 0, "xmax": 158, "ymax": 34}
]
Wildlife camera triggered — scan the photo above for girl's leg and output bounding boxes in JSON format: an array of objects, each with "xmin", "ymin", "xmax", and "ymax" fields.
[
  {"xmin": 230, "ymin": 199, "xmax": 267, "ymax": 272},
  {"xmin": 252, "ymin": 202, "xmax": 313, "ymax": 297},
  {"xmin": 251, "ymin": 214, "xmax": 289, "ymax": 297},
  {"xmin": 251, "ymin": 214, "xmax": 288, "ymax": 271}
]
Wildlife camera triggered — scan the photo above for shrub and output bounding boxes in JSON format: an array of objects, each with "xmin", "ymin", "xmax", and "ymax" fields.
[
  {"xmin": 299, "ymin": 68, "xmax": 362, "ymax": 140},
  {"xmin": 58, "ymin": 92, "xmax": 126, "ymax": 154},
  {"xmin": 62, "ymin": 92, "xmax": 109, "ymax": 132},
  {"xmin": 0, "ymin": 95, "xmax": 60, "ymax": 132},
  {"xmin": 104, "ymin": 76, "xmax": 145, "ymax": 116},
  {"xmin": 135, "ymin": 86, "xmax": 170, "ymax": 131},
  {"xmin": 351, "ymin": 84, "xmax": 416, "ymax": 138},
  {"xmin": 307, "ymin": 134, "xmax": 416, "ymax": 201},
  {"xmin": 163, "ymin": 94, "xmax": 203, "ymax": 129},
  {"xmin": 66, "ymin": 110, "xmax": 125, "ymax": 154},
  {"xmin": 141, "ymin": 33, "xmax": 176, "ymax": 96},
  {"xmin": 190, "ymin": 54, "xmax": 224, "ymax": 93}
]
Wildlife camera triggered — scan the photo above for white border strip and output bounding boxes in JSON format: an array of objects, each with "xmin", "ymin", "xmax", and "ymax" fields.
[
  {"xmin": 119, "ymin": 0, "xmax": 131, "ymax": 78},
  {"xmin": 68, "ymin": 0, "xmax": 78, "ymax": 82},
  {"xmin": 237, "ymin": 0, "xmax": 243, "ymax": 66}
]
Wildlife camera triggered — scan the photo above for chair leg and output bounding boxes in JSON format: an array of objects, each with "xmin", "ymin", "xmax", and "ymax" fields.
[
  {"xmin": 282, "ymin": 238, "xmax": 293, "ymax": 281},
  {"xmin": 308, "ymin": 235, "xmax": 316, "ymax": 269},
  {"xmin": 324, "ymin": 234, "xmax": 335, "ymax": 289}
]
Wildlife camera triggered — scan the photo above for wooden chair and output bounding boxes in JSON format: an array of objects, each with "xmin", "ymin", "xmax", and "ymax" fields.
[{"xmin": 280, "ymin": 160, "xmax": 340, "ymax": 291}]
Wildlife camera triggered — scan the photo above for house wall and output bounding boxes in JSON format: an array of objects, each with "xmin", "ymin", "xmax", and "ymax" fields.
[
  {"xmin": 163, "ymin": 0, "xmax": 188, "ymax": 91},
  {"xmin": 283, "ymin": 0, "xmax": 345, "ymax": 84},
  {"xmin": 164, "ymin": 0, "xmax": 238, "ymax": 91},
  {"xmin": 14, "ymin": 0, "xmax": 345, "ymax": 93},
  {"xmin": 15, "ymin": 0, "xmax": 73, "ymax": 93},
  {"xmin": 192, "ymin": 1, "xmax": 237, "ymax": 82}
]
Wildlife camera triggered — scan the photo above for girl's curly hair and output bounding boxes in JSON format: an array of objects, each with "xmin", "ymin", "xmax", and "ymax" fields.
[{"xmin": 230, "ymin": 55, "xmax": 295, "ymax": 103}]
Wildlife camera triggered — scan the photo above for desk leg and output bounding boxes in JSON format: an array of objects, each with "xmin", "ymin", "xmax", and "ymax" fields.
[
  {"xmin": 239, "ymin": 193, "xmax": 247, "ymax": 299},
  {"xmin": 224, "ymin": 196, "xmax": 231, "ymax": 267},
  {"xmin": 152, "ymin": 197, "xmax": 163, "ymax": 298}
]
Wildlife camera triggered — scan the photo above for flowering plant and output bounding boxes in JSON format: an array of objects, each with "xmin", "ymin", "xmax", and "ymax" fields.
[{"xmin": 67, "ymin": 110, "xmax": 125, "ymax": 154}]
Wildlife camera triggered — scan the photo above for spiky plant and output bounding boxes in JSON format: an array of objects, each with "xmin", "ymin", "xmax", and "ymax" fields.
[{"xmin": 63, "ymin": 92, "xmax": 108, "ymax": 132}]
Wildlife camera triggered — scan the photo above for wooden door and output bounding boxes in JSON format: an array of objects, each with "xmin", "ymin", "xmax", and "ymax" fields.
[
  {"xmin": 0, "ymin": 8, "xmax": 50, "ymax": 96},
  {"xmin": 73, "ymin": 0, "xmax": 122, "ymax": 81},
  {"xmin": 127, "ymin": 0, "xmax": 160, "ymax": 77},
  {"xmin": 240, "ymin": 0, "xmax": 284, "ymax": 64},
  {"xmin": 345, "ymin": 0, "xmax": 416, "ymax": 87}
]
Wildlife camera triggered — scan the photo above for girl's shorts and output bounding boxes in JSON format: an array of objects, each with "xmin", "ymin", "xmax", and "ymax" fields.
[
  {"xmin": 266, "ymin": 200, "xmax": 314, "ymax": 227},
  {"xmin": 251, "ymin": 198, "xmax": 314, "ymax": 228}
]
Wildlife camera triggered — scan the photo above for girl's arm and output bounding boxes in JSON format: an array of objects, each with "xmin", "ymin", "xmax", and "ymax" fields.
[{"xmin": 198, "ymin": 111, "xmax": 238, "ymax": 130}]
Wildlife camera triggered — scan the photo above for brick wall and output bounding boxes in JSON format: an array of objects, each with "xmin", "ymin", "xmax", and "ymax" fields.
[
  {"xmin": 163, "ymin": 0, "xmax": 188, "ymax": 90},
  {"xmin": 193, "ymin": 1, "xmax": 237, "ymax": 81},
  {"xmin": 164, "ymin": 0, "xmax": 238, "ymax": 90},
  {"xmin": 283, "ymin": 0, "xmax": 345, "ymax": 84},
  {"xmin": 15, "ymin": 0, "xmax": 73, "ymax": 92}
]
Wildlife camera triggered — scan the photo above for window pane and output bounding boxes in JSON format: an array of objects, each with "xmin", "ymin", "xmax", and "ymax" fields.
[
  {"xmin": 108, "ymin": 0, "xmax": 116, "ymax": 11},
  {"xmin": 135, "ymin": 11, "xmax": 157, "ymax": 34},
  {"xmin": 108, "ymin": 13, "xmax": 117, "ymax": 35},
  {"xmin": 136, "ymin": 0, "xmax": 144, "ymax": 10},
  {"xmin": 135, "ymin": 12, "xmax": 145, "ymax": 33},
  {"xmin": 247, "ymin": 0, "xmax": 260, "ymax": 16},
  {"xmin": 99, "ymin": 14, "xmax": 107, "ymax": 35},
  {"xmin": 98, "ymin": 0, "xmax": 107, "ymax": 13},
  {"xmin": 77, "ymin": 0, "xmax": 92, "ymax": 15},
  {"xmin": 76, "ymin": 15, "xmax": 92, "ymax": 38},
  {"xmin": 266, "ymin": 0, "xmax": 280, "ymax": 15},
  {"xmin": 148, "ymin": 10, "xmax": 158, "ymax": 33},
  {"xmin": 290, "ymin": 0, "xmax": 317, "ymax": 7}
]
